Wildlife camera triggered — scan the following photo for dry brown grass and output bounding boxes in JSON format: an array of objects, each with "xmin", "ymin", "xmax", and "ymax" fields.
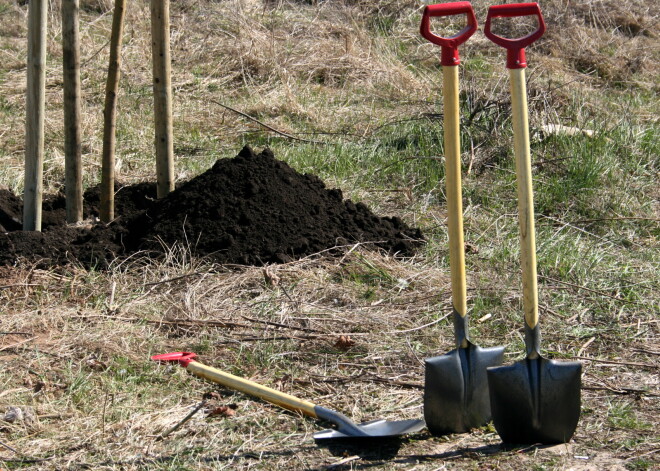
[
  {"xmin": 1, "ymin": 0, "xmax": 657, "ymax": 189},
  {"xmin": 1, "ymin": 243, "xmax": 657, "ymax": 469}
]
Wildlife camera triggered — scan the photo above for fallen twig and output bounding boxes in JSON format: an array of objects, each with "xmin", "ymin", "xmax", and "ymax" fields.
[
  {"xmin": 143, "ymin": 270, "xmax": 209, "ymax": 287},
  {"xmin": 365, "ymin": 375, "xmax": 424, "ymax": 390},
  {"xmin": 625, "ymin": 447, "xmax": 660, "ymax": 461},
  {"xmin": 576, "ymin": 337, "xmax": 595, "ymax": 357},
  {"xmin": 301, "ymin": 373, "xmax": 424, "ymax": 390},
  {"xmin": 539, "ymin": 275, "xmax": 641, "ymax": 305},
  {"xmin": 0, "ymin": 439, "xmax": 20, "ymax": 456},
  {"xmin": 157, "ymin": 400, "xmax": 207, "ymax": 441},
  {"xmin": 209, "ymin": 99, "xmax": 325, "ymax": 145},
  {"xmin": 326, "ymin": 455, "xmax": 360, "ymax": 469},
  {"xmin": 540, "ymin": 215, "xmax": 644, "ymax": 249},
  {"xmin": 575, "ymin": 356, "xmax": 658, "ymax": 369},
  {"xmin": 582, "ymin": 386, "xmax": 658, "ymax": 397},
  {"xmin": 0, "ymin": 337, "xmax": 36, "ymax": 352},
  {"xmin": 0, "ymin": 284, "xmax": 40, "ymax": 290},
  {"xmin": 241, "ymin": 315, "xmax": 324, "ymax": 333},
  {"xmin": 632, "ymin": 347, "xmax": 660, "ymax": 356},
  {"xmin": 385, "ymin": 312, "xmax": 451, "ymax": 334},
  {"xmin": 573, "ymin": 217, "xmax": 660, "ymax": 224},
  {"xmin": 73, "ymin": 315, "xmax": 246, "ymax": 330}
]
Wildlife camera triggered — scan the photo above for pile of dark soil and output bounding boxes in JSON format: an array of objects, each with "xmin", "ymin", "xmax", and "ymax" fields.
[{"xmin": 0, "ymin": 147, "xmax": 423, "ymax": 268}]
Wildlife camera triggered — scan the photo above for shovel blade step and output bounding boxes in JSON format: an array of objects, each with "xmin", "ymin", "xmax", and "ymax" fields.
[
  {"xmin": 424, "ymin": 343, "xmax": 505, "ymax": 435},
  {"xmin": 487, "ymin": 356, "xmax": 581, "ymax": 444}
]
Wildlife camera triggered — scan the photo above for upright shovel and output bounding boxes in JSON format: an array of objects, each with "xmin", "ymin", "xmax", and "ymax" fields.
[
  {"xmin": 420, "ymin": 2, "xmax": 505, "ymax": 436},
  {"xmin": 484, "ymin": 3, "xmax": 581, "ymax": 444}
]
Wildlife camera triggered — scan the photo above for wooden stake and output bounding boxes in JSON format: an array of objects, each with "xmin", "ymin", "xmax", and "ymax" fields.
[
  {"xmin": 150, "ymin": 0, "xmax": 174, "ymax": 198},
  {"xmin": 100, "ymin": 0, "xmax": 127, "ymax": 223},
  {"xmin": 62, "ymin": 0, "xmax": 83, "ymax": 224},
  {"xmin": 24, "ymin": 0, "xmax": 48, "ymax": 231}
]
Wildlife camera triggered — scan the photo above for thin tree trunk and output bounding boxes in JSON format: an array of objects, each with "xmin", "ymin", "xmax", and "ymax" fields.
[
  {"xmin": 100, "ymin": 0, "xmax": 127, "ymax": 223},
  {"xmin": 62, "ymin": 0, "xmax": 83, "ymax": 224},
  {"xmin": 24, "ymin": 0, "xmax": 48, "ymax": 232},
  {"xmin": 151, "ymin": 0, "xmax": 174, "ymax": 198}
]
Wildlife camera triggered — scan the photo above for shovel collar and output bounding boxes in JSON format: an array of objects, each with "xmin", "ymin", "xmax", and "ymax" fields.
[
  {"xmin": 525, "ymin": 323, "xmax": 541, "ymax": 359},
  {"xmin": 453, "ymin": 308, "xmax": 470, "ymax": 348}
]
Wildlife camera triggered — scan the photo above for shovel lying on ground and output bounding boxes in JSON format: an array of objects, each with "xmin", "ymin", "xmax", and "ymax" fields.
[
  {"xmin": 420, "ymin": 2, "xmax": 505, "ymax": 436},
  {"xmin": 151, "ymin": 352, "xmax": 425, "ymax": 440},
  {"xmin": 484, "ymin": 3, "xmax": 582, "ymax": 445}
]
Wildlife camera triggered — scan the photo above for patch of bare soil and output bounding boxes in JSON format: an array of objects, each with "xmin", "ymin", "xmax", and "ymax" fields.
[{"xmin": 0, "ymin": 146, "xmax": 423, "ymax": 268}]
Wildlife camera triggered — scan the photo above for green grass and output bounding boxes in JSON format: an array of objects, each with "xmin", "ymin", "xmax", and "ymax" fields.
[{"xmin": 608, "ymin": 401, "xmax": 652, "ymax": 431}]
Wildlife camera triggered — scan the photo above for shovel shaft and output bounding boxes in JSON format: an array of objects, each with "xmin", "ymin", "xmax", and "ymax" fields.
[
  {"xmin": 443, "ymin": 65, "xmax": 468, "ymax": 328},
  {"xmin": 509, "ymin": 67, "xmax": 539, "ymax": 333},
  {"xmin": 185, "ymin": 361, "xmax": 318, "ymax": 419}
]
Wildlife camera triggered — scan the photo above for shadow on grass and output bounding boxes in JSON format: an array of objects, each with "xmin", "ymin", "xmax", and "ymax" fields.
[
  {"xmin": 313, "ymin": 436, "xmax": 572, "ymax": 469},
  {"xmin": 315, "ymin": 435, "xmax": 406, "ymax": 460},
  {"xmin": 58, "ymin": 435, "xmax": 567, "ymax": 470}
]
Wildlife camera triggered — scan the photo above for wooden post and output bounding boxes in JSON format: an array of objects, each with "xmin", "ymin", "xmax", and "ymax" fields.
[
  {"xmin": 62, "ymin": 0, "xmax": 83, "ymax": 224},
  {"xmin": 24, "ymin": 0, "xmax": 48, "ymax": 231},
  {"xmin": 100, "ymin": 0, "xmax": 127, "ymax": 223},
  {"xmin": 150, "ymin": 0, "xmax": 174, "ymax": 198}
]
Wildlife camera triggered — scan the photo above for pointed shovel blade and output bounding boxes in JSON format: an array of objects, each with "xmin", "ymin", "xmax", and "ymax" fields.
[
  {"xmin": 313, "ymin": 418, "xmax": 426, "ymax": 440},
  {"xmin": 424, "ymin": 341, "xmax": 505, "ymax": 435},
  {"xmin": 487, "ymin": 356, "xmax": 581, "ymax": 444}
]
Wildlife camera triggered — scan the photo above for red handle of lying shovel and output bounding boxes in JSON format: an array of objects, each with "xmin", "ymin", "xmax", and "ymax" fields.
[
  {"xmin": 420, "ymin": 2, "xmax": 478, "ymax": 66},
  {"xmin": 484, "ymin": 3, "xmax": 546, "ymax": 69}
]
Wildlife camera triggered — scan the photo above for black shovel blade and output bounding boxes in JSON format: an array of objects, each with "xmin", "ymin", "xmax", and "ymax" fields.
[
  {"xmin": 487, "ymin": 356, "xmax": 582, "ymax": 444},
  {"xmin": 424, "ymin": 342, "xmax": 505, "ymax": 435}
]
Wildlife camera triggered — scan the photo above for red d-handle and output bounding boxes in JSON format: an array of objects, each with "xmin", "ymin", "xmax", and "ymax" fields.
[
  {"xmin": 484, "ymin": 3, "xmax": 546, "ymax": 69},
  {"xmin": 420, "ymin": 2, "xmax": 477, "ymax": 66},
  {"xmin": 151, "ymin": 351, "xmax": 198, "ymax": 367}
]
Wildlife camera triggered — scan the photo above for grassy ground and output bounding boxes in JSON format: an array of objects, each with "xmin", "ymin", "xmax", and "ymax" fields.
[{"xmin": 0, "ymin": 0, "xmax": 658, "ymax": 469}]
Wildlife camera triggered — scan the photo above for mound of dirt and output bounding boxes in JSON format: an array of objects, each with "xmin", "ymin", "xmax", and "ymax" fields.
[{"xmin": 0, "ymin": 147, "xmax": 423, "ymax": 268}]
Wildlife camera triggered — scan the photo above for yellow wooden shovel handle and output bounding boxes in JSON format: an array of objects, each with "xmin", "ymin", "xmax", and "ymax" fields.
[
  {"xmin": 509, "ymin": 67, "xmax": 539, "ymax": 330},
  {"xmin": 443, "ymin": 65, "xmax": 468, "ymax": 322},
  {"xmin": 186, "ymin": 361, "xmax": 319, "ymax": 418}
]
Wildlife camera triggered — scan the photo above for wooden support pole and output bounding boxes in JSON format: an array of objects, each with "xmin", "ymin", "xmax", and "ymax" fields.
[
  {"xmin": 150, "ymin": 0, "xmax": 174, "ymax": 199},
  {"xmin": 100, "ymin": 0, "xmax": 127, "ymax": 223},
  {"xmin": 24, "ymin": 0, "xmax": 48, "ymax": 231},
  {"xmin": 62, "ymin": 0, "xmax": 83, "ymax": 224}
]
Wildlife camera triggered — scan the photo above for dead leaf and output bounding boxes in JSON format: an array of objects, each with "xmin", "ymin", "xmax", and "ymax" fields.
[
  {"xmin": 263, "ymin": 267, "xmax": 280, "ymax": 287},
  {"xmin": 334, "ymin": 335, "xmax": 355, "ymax": 351},
  {"xmin": 85, "ymin": 357, "xmax": 107, "ymax": 370},
  {"xmin": 203, "ymin": 391, "xmax": 223, "ymax": 401},
  {"xmin": 207, "ymin": 404, "xmax": 237, "ymax": 418},
  {"xmin": 465, "ymin": 242, "xmax": 479, "ymax": 254}
]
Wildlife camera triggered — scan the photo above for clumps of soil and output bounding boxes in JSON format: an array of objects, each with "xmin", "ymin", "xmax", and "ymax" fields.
[{"xmin": 0, "ymin": 147, "xmax": 423, "ymax": 268}]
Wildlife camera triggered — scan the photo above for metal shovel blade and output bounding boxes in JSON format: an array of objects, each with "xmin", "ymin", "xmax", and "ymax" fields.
[
  {"xmin": 424, "ymin": 339, "xmax": 505, "ymax": 435},
  {"xmin": 487, "ymin": 356, "xmax": 582, "ymax": 444},
  {"xmin": 313, "ymin": 406, "xmax": 425, "ymax": 440}
]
